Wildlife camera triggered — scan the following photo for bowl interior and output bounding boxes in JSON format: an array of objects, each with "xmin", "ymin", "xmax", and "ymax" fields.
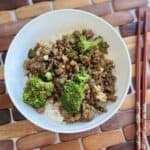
[{"xmin": 5, "ymin": 9, "xmax": 131, "ymax": 133}]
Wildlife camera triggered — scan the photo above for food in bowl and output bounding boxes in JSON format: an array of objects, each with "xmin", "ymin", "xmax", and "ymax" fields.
[
  {"xmin": 23, "ymin": 29, "xmax": 117, "ymax": 123},
  {"xmin": 5, "ymin": 9, "xmax": 131, "ymax": 133}
]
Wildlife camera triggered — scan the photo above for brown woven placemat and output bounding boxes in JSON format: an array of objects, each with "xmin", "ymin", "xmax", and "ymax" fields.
[{"xmin": 0, "ymin": 0, "xmax": 150, "ymax": 150}]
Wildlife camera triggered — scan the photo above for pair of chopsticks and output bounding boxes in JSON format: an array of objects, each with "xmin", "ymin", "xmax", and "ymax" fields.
[{"xmin": 136, "ymin": 8, "xmax": 148, "ymax": 150}]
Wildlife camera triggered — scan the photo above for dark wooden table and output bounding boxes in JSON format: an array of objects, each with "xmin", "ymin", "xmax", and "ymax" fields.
[{"xmin": 0, "ymin": 0, "xmax": 150, "ymax": 150}]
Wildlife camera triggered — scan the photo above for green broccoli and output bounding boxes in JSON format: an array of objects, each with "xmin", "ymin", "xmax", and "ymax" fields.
[
  {"xmin": 23, "ymin": 76, "xmax": 54, "ymax": 109},
  {"xmin": 67, "ymin": 51, "xmax": 78, "ymax": 60},
  {"xmin": 74, "ymin": 66, "xmax": 90, "ymax": 83},
  {"xmin": 45, "ymin": 72, "xmax": 53, "ymax": 81},
  {"xmin": 77, "ymin": 35, "xmax": 103, "ymax": 54},
  {"xmin": 61, "ymin": 81, "xmax": 85, "ymax": 113},
  {"xmin": 61, "ymin": 67, "xmax": 90, "ymax": 113}
]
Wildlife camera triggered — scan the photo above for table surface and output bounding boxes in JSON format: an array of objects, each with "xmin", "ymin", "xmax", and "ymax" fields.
[{"xmin": 0, "ymin": 0, "xmax": 150, "ymax": 150}]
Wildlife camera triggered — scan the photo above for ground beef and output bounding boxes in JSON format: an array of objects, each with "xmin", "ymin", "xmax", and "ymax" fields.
[
  {"xmin": 24, "ymin": 59, "xmax": 46, "ymax": 75},
  {"xmin": 82, "ymin": 29, "xmax": 94, "ymax": 39},
  {"xmin": 24, "ymin": 29, "xmax": 117, "ymax": 123},
  {"xmin": 80, "ymin": 101, "xmax": 95, "ymax": 121},
  {"xmin": 60, "ymin": 106, "xmax": 81, "ymax": 123}
]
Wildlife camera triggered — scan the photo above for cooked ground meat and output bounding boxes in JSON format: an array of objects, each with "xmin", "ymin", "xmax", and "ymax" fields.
[
  {"xmin": 24, "ymin": 29, "xmax": 117, "ymax": 123},
  {"xmin": 80, "ymin": 101, "xmax": 95, "ymax": 121},
  {"xmin": 60, "ymin": 106, "xmax": 81, "ymax": 123},
  {"xmin": 82, "ymin": 29, "xmax": 94, "ymax": 39}
]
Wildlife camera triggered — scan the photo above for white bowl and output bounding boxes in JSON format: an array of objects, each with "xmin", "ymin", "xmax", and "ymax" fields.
[{"xmin": 5, "ymin": 9, "xmax": 131, "ymax": 133}]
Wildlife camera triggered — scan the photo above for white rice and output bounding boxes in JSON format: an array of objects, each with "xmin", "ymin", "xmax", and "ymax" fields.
[{"xmin": 45, "ymin": 101, "xmax": 64, "ymax": 123}]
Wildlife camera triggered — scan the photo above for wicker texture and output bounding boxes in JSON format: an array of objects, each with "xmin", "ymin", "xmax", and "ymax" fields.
[{"xmin": 0, "ymin": 0, "xmax": 150, "ymax": 149}]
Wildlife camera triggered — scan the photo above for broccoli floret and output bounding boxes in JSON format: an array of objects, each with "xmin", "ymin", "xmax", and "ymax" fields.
[
  {"xmin": 77, "ymin": 36, "xmax": 103, "ymax": 54},
  {"xmin": 67, "ymin": 51, "xmax": 78, "ymax": 60},
  {"xmin": 61, "ymin": 81, "xmax": 85, "ymax": 113},
  {"xmin": 61, "ymin": 67, "xmax": 90, "ymax": 113},
  {"xmin": 23, "ymin": 76, "xmax": 54, "ymax": 109},
  {"xmin": 45, "ymin": 72, "xmax": 53, "ymax": 81},
  {"xmin": 75, "ymin": 66, "xmax": 90, "ymax": 83}
]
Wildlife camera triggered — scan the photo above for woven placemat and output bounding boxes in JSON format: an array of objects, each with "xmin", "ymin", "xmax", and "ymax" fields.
[{"xmin": 0, "ymin": 0, "xmax": 150, "ymax": 150}]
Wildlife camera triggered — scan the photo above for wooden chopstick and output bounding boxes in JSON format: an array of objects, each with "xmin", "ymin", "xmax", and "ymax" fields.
[
  {"xmin": 135, "ymin": 8, "xmax": 142, "ymax": 150},
  {"xmin": 141, "ymin": 9, "xmax": 148, "ymax": 150}
]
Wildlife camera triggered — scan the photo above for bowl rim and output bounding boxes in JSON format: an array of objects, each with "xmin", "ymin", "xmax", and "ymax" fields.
[{"xmin": 5, "ymin": 9, "xmax": 132, "ymax": 133}]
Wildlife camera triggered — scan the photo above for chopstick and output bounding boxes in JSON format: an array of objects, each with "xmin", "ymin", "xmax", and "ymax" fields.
[
  {"xmin": 135, "ymin": 8, "xmax": 148, "ymax": 150},
  {"xmin": 141, "ymin": 9, "xmax": 148, "ymax": 150},
  {"xmin": 135, "ymin": 8, "xmax": 142, "ymax": 150}
]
